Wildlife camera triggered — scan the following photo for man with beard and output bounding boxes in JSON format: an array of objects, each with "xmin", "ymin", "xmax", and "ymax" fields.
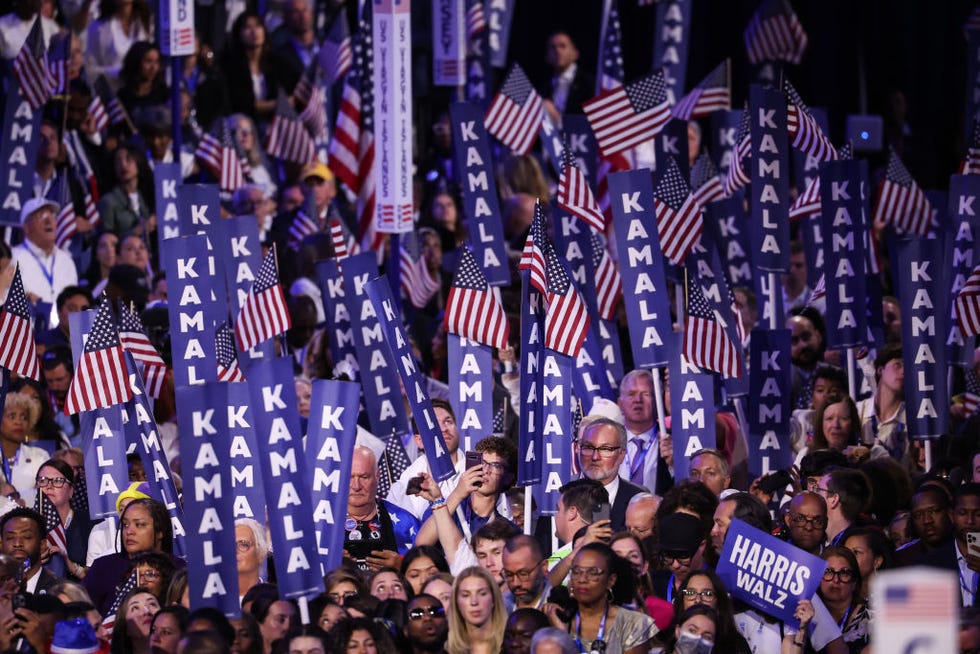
[
  {"xmin": 787, "ymin": 307, "xmax": 832, "ymax": 410},
  {"xmin": 403, "ymin": 594, "xmax": 449, "ymax": 654},
  {"xmin": 576, "ymin": 417, "xmax": 647, "ymax": 531},
  {"xmin": 921, "ymin": 483, "xmax": 980, "ymax": 606},
  {"xmin": 0, "ymin": 508, "xmax": 59, "ymax": 593},
  {"xmin": 501, "ymin": 535, "xmax": 552, "ymax": 612},
  {"xmin": 895, "ymin": 483, "xmax": 955, "ymax": 566},
  {"xmin": 616, "ymin": 370, "xmax": 673, "ymax": 494}
]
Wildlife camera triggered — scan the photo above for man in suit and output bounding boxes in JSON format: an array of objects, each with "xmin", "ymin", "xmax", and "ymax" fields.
[
  {"xmin": 576, "ymin": 417, "xmax": 646, "ymax": 532},
  {"xmin": 922, "ymin": 483, "xmax": 980, "ymax": 607},
  {"xmin": 617, "ymin": 369, "xmax": 674, "ymax": 495},
  {"xmin": 0, "ymin": 508, "xmax": 60, "ymax": 594},
  {"xmin": 271, "ymin": 0, "xmax": 317, "ymax": 93},
  {"xmin": 540, "ymin": 31, "xmax": 595, "ymax": 123}
]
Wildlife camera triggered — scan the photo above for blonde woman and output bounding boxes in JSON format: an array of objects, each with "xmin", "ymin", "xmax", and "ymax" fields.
[{"xmin": 447, "ymin": 566, "xmax": 507, "ymax": 654}]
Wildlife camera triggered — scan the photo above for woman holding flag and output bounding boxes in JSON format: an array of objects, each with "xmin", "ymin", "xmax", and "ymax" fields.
[{"xmin": 34, "ymin": 457, "xmax": 94, "ymax": 581}]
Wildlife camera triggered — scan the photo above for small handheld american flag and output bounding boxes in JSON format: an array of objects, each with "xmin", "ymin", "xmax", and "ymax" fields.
[
  {"xmin": 0, "ymin": 265, "xmax": 41, "ymax": 381},
  {"xmin": 235, "ymin": 248, "xmax": 292, "ymax": 351},
  {"xmin": 65, "ymin": 300, "xmax": 132, "ymax": 414}
]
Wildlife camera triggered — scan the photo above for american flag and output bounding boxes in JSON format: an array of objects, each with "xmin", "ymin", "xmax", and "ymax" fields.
[
  {"xmin": 118, "ymin": 304, "xmax": 167, "ymax": 398},
  {"xmin": 288, "ymin": 211, "xmax": 319, "ymax": 250},
  {"xmin": 591, "ymin": 230, "xmax": 622, "ymax": 321},
  {"xmin": 216, "ymin": 322, "xmax": 245, "ymax": 382},
  {"xmin": 873, "ymin": 148, "xmax": 934, "ymax": 236},
  {"xmin": 62, "ymin": 133, "xmax": 102, "ymax": 229},
  {"xmin": 235, "ymin": 248, "xmax": 292, "ymax": 351},
  {"xmin": 654, "ymin": 157, "xmax": 704, "ymax": 265},
  {"xmin": 318, "ymin": 8, "xmax": 353, "ymax": 85},
  {"xmin": 378, "ymin": 434, "xmax": 412, "ymax": 499},
  {"xmin": 790, "ymin": 142, "xmax": 851, "ymax": 220},
  {"xmin": 518, "ymin": 202, "xmax": 548, "ymax": 296},
  {"xmin": 444, "ymin": 247, "xmax": 509, "ymax": 349},
  {"xmin": 879, "ymin": 579, "xmax": 956, "ymax": 621},
  {"xmin": 684, "ymin": 276, "xmax": 742, "ymax": 378},
  {"xmin": 594, "ymin": 0, "xmax": 631, "ymax": 220},
  {"xmin": 584, "ymin": 71, "xmax": 671, "ymax": 158},
  {"xmin": 13, "ymin": 17, "xmax": 55, "ymax": 109},
  {"xmin": 672, "ymin": 59, "xmax": 731, "ymax": 120},
  {"xmin": 69, "ymin": 468, "xmax": 89, "ymax": 519},
  {"xmin": 266, "ymin": 93, "xmax": 316, "ymax": 164},
  {"xmin": 399, "ymin": 231, "xmax": 442, "ymax": 309},
  {"xmin": 543, "ymin": 242, "xmax": 590, "ymax": 358},
  {"xmin": 484, "ymin": 64, "xmax": 544, "ymax": 155},
  {"xmin": 466, "ymin": 0, "xmax": 487, "ymax": 46},
  {"xmin": 328, "ymin": 2, "xmax": 379, "ymax": 250},
  {"xmin": 807, "ymin": 273, "xmax": 826, "ymax": 307},
  {"xmin": 0, "ymin": 266, "xmax": 41, "ymax": 380},
  {"xmin": 724, "ymin": 108, "xmax": 752, "ymax": 196},
  {"xmin": 89, "ymin": 95, "xmax": 109, "ymax": 132},
  {"xmin": 744, "ymin": 0, "xmax": 809, "ymax": 66},
  {"xmin": 558, "ymin": 142, "xmax": 604, "ymax": 231},
  {"xmin": 690, "ymin": 154, "xmax": 726, "ymax": 207},
  {"xmin": 47, "ymin": 32, "xmax": 70, "ymax": 96},
  {"xmin": 961, "ymin": 119, "xmax": 980, "ymax": 175},
  {"xmin": 101, "ymin": 570, "xmax": 139, "ymax": 636},
  {"xmin": 196, "ymin": 120, "xmax": 247, "ymax": 192},
  {"xmin": 956, "ymin": 264, "xmax": 980, "ymax": 337},
  {"xmin": 299, "ymin": 83, "xmax": 329, "ymax": 141},
  {"xmin": 54, "ymin": 193, "xmax": 77, "ymax": 249},
  {"xmin": 330, "ymin": 215, "xmax": 360, "ymax": 260},
  {"xmin": 65, "ymin": 300, "xmax": 132, "ymax": 414},
  {"xmin": 962, "ymin": 366, "xmax": 980, "ymax": 417},
  {"xmin": 94, "ymin": 75, "xmax": 129, "ymax": 129},
  {"xmin": 34, "ymin": 489, "xmax": 67, "ymax": 558},
  {"xmin": 784, "ymin": 79, "xmax": 837, "ymax": 162}
]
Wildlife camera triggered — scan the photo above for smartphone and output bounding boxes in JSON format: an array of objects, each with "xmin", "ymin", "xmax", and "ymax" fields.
[
  {"xmin": 405, "ymin": 476, "xmax": 424, "ymax": 496},
  {"xmin": 968, "ymin": 532, "xmax": 980, "ymax": 558},
  {"xmin": 758, "ymin": 469, "xmax": 793, "ymax": 495},
  {"xmin": 12, "ymin": 593, "xmax": 27, "ymax": 615},
  {"xmin": 465, "ymin": 451, "xmax": 484, "ymax": 487},
  {"xmin": 592, "ymin": 502, "xmax": 610, "ymax": 524}
]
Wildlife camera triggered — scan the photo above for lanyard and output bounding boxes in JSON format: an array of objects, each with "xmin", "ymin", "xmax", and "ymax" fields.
[
  {"xmin": 2, "ymin": 447, "xmax": 20, "ymax": 485},
  {"xmin": 24, "ymin": 247, "xmax": 56, "ymax": 294},
  {"xmin": 574, "ymin": 603, "xmax": 609, "ymax": 654}
]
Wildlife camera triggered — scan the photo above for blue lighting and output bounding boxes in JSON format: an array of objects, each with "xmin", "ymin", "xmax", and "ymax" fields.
[{"xmin": 860, "ymin": 131, "xmax": 870, "ymax": 140}]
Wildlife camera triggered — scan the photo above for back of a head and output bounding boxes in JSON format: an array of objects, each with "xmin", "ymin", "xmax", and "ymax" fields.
[
  {"xmin": 558, "ymin": 479, "xmax": 608, "ymax": 521},
  {"xmin": 828, "ymin": 467, "xmax": 872, "ymax": 521},
  {"xmin": 178, "ymin": 629, "xmax": 231, "ymax": 654}
]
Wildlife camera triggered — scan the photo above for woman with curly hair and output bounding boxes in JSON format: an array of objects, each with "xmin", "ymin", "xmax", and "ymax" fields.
[
  {"xmin": 447, "ymin": 566, "xmax": 508, "ymax": 654},
  {"xmin": 116, "ymin": 42, "xmax": 168, "ymax": 114},
  {"xmin": 0, "ymin": 392, "xmax": 49, "ymax": 506},
  {"xmin": 327, "ymin": 617, "xmax": 398, "ymax": 654}
]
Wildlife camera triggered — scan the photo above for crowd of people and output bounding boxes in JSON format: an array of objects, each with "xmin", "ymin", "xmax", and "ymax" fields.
[{"xmin": 0, "ymin": 0, "xmax": 979, "ymax": 653}]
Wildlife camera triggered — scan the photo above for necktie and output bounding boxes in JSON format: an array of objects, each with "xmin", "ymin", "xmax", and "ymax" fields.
[{"xmin": 629, "ymin": 436, "xmax": 647, "ymax": 484}]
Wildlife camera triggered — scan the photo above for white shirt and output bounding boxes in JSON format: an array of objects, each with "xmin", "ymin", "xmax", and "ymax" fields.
[
  {"xmin": 87, "ymin": 517, "xmax": 118, "ymax": 566},
  {"xmin": 11, "ymin": 239, "xmax": 79, "ymax": 324},
  {"xmin": 551, "ymin": 63, "xmax": 577, "ymax": 113},
  {"xmin": 957, "ymin": 541, "xmax": 978, "ymax": 606},
  {"xmin": 387, "ymin": 454, "xmax": 510, "ymax": 521},
  {"xmin": 618, "ymin": 427, "xmax": 658, "ymax": 489},
  {"xmin": 603, "ymin": 475, "xmax": 621, "ymax": 509}
]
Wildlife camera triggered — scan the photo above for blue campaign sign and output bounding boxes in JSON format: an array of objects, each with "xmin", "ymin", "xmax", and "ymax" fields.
[
  {"xmin": 655, "ymin": 119, "xmax": 691, "ymax": 180},
  {"xmin": 305, "ymin": 379, "xmax": 360, "ymax": 574},
  {"xmin": 747, "ymin": 329, "xmax": 792, "ymax": 476},
  {"xmin": 464, "ymin": 9, "xmax": 490, "ymax": 109},
  {"xmin": 652, "ymin": 0, "xmax": 692, "ymax": 106},
  {"xmin": 0, "ymin": 82, "xmax": 42, "ymax": 227},
  {"xmin": 163, "ymin": 234, "xmax": 224, "ymax": 387},
  {"xmin": 448, "ymin": 102, "xmax": 509, "ymax": 286},
  {"xmin": 366, "ymin": 276, "xmax": 456, "ymax": 482},
  {"xmin": 342, "ymin": 253, "xmax": 411, "ymax": 439},
  {"xmin": 486, "ymin": 0, "xmax": 514, "ymax": 68},
  {"xmin": 177, "ymin": 184, "xmax": 221, "ymax": 239},
  {"xmin": 609, "ymin": 170, "xmax": 673, "ymax": 367},
  {"xmin": 533, "ymin": 351, "xmax": 573, "ymax": 516},
  {"xmin": 154, "ymin": 163, "xmax": 182, "ymax": 242},
  {"xmin": 176, "ymin": 383, "xmax": 241, "ymax": 617},
  {"xmin": 216, "ymin": 215, "xmax": 274, "ymax": 366},
  {"xmin": 800, "ymin": 213, "xmax": 825, "ymax": 303},
  {"xmin": 819, "ymin": 159, "xmax": 867, "ymax": 348},
  {"xmin": 316, "ymin": 259, "xmax": 360, "ymax": 378},
  {"xmin": 749, "ymin": 84, "xmax": 790, "ymax": 272},
  {"xmin": 448, "ymin": 336, "xmax": 494, "ymax": 452},
  {"xmin": 716, "ymin": 519, "xmax": 827, "ymax": 628},
  {"xmin": 224, "ymin": 383, "xmax": 266, "ymax": 520},
  {"xmin": 946, "ymin": 219, "xmax": 976, "ymax": 366},
  {"xmin": 704, "ymin": 197, "xmax": 753, "ymax": 291},
  {"xmin": 668, "ymin": 338, "xmax": 716, "ymax": 483},
  {"xmin": 893, "ymin": 236, "xmax": 950, "ymax": 440},
  {"xmin": 710, "ymin": 110, "xmax": 743, "ymax": 181},
  {"xmin": 246, "ymin": 357, "xmax": 322, "ymax": 599},
  {"xmin": 563, "ymin": 115, "xmax": 599, "ymax": 188},
  {"xmin": 598, "ymin": 319, "xmax": 624, "ymax": 389},
  {"xmin": 518, "ymin": 274, "xmax": 544, "ymax": 486}
]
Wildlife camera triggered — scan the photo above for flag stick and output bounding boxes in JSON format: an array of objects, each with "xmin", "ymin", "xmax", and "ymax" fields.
[
  {"xmin": 298, "ymin": 594, "xmax": 310, "ymax": 625},
  {"xmin": 925, "ymin": 440, "xmax": 933, "ymax": 473},
  {"xmin": 651, "ymin": 367, "xmax": 669, "ymax": 456},
  {"xmin": 846, "ymin": 348, "xmax": 856, "ymax": 400},
  {"xmin": 767, "ymin": 271, "xmax": 778, "ymax": 330},
  {"xmin": 675, "ymin": 275, "xmax": 686, "ymax": 326},
  {"xmin": 732, "ymin": 396, "xmax": 749, "ymax": 454},
  {"xmin": 523, "ymin": 487, "xmax": 532, "ymax": 536},
  {"xmin": 170, "ymin": 55, "xmax": 183, "ymax": 162}
]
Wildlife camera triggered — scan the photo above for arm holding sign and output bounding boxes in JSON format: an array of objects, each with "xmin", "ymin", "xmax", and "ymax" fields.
[{"xmin": 780, "ymin": 599, "xmax": 814, "ymax": 653}]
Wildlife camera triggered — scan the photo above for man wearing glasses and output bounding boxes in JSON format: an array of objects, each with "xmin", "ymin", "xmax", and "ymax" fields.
[
  {"xmin": 11, "ymin": 199, "xmax": 79, "ymax": 329},
  {"xmin": 650, "ymin": 512, "xmax": 707, "ymax": 602},
  {"xmin": 576, "ymin": 417, "xmax": 647, "ymax": 532},
  {"xmin": 782, "ymin": 492, "xmax": 829, "ymax": 555},
  {"xmin": 501, "ymin": 534, "xmax": 552, "ymax": 612}
]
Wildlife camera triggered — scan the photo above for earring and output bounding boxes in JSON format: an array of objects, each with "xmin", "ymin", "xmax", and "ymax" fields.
[{"xmin": 606, "ymin": 588, "xmax": 614, "ymax": 602}]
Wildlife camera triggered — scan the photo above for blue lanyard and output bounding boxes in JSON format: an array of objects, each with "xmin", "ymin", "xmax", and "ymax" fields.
[
  {"xmin": 574, "ymin": 603, "xmax": 609, "ymax": 654},
  {"xmin": 25, "ymin": 247, "xmax": 55, "ymax": 293}
]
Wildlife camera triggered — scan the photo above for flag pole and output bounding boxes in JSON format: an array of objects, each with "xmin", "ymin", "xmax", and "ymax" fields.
[
  {"xmin": 768, "ymin": 272, "xmax": 778, "ymax": 330},
  {"xmin": 652, "ymin": 366, "xmax": 669, "ymax": 458},
  {"xmin": 171, "ymin": 55, "xmax": 182, "ymax": 163},
  {"xmin": 846, "ymin": 348, "xmax": 856, "ymax": 400}
]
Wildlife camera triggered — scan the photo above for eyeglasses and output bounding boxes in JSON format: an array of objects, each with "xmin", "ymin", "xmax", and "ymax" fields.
[
  {"xmin": 483, "ymin": 461, "xmax": 507, "ymax": 473},
  {"xmin": 236, "ymin": 540, "xmax": 255, "ymax": 552},
  {"xmin": 812, "ymin": 486, "xmax": 835, "ymax": 496},
  {"xmin": 790, "ymin": 514, "xmax": 828, "ymax": 529},
  {"xmin": 658, "ymin": 552, "xmax": 695, "ymax": 567},
  {"xmin": 569, "ymin": 566, "xmax": 607, "ymax": 581},
  {"xmin": 407, "ymin": 606, "xmax": 445, "ymax": 621},
  {"xmin": 680, "ymin": 589, "xmax": 716, "ymax": 602},
  {"xmin": 138, "ymin": 570, "xmax": 161, "ymax": 581},
  {"xmin": 36, "ymin": 477, "xmax": 71, "ymax": 488},
  {"xmin": 503, "ymin": 561, "xmax": 543, "ymax": 582},
  {"xmin": 822, "ymin": 567, "xmax": 855, "ymax": 583},
  {"xmin": 328, "ymin": 590, "xmax": 358, "ymax": 603},
  {"xmin": 579, "ymin": 443, "xmax": 622, "ymax": 458}
]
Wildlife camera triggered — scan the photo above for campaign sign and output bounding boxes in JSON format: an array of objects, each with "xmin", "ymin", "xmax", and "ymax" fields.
[
  {"xmin": 716, "ymin": 519, "xmax": 827, "ymax": 628},
  {"xmin": 800, "ymin": 213, "xmax": 825, "ymax": 303},
  {"xmin": 893, "ymin": 236, "xmax": 950, "ymax": 440},
  {"xmin": 305, "ymin": 379, "xmax": 360, "ymax": 574},
  {"xmin": 448, "ymin": 336, "xmax": 493, "ymax": 452},
  {"xmin": 533, "ymin": 351, "xmax": 573, "ymax": 516},
  {"xmin": 342, "ymin": 253, "xmax": 410, "ymax": 439},
  {"xmin": 154, "ymin": 163, "xmax": 181, "ymax": 241},
  {"xmin": 668, "ymin": 340, "xmax": 716, "ymax": 483},
  {"xmin": 432, "ymin": 0, "xmax": 465, "ymax": 86},
  {"xmin": 747, "ymin": 329, "xmax": 792, "ymax": 476},
  {"xmin": 704, "ymin": 196, "xmax": 753, "ymax": 290},
  {"xmin": 246, "ymin": 356, "xmax": 322, "ymax": 599},
  {"xmin": 609, "ymin": 170, "xmax": 673, "ymax": 367},
  {"xmin": 0, "ymin": 83, "xmax": 42, "ymax": 227},
  {"xmin": 316, "ymin": 259, "xmax": 360, "ymax": 378},
  {"xmin": 69, "ymin": 311, "xmax": 128, "ymax": 519},
  {"xmin": 486, "ymin": 0, "xmax": 515, "ymax": 68},
  {"xmin": 164, "ymin": 234, "xmax": 224, "ymax": 387},
  {"xmin": 749, "ymin": 84, "xmax": 790, "ymax": 272},
  {"xmin": 217, "ymin": 215, "xmax": 274, "ymax": 365},
  {"xmin": 819, "ymin": 159, "xmax": 867, "ymax": 348},
  {"xmin": 597, "ymin": 319, "xmax": 624, "ymax": 389},
  {"xmin": 563, "ymin": 115, "xmax": 599, "ymax": 187},
  {"xmin": 652, "ymin": 0, "xmax": 692, "ymax": 105},
  {"xmin": 159, "ymin": 0, "xmax": 194, "ymax": 56},
  {"xmin": 448, "ymin": 102, "xmax": 509, "ymax": 285},
  {"xmin": 655, "ymin": 119, "xmax": 691, "ymax": 180},
  {"xmin": 464, "ymin": 0, "xmax": 490, "ymax": 108},
  {"xmin": 710, "ymin": 109, "xmax": 743, "ymax": 181},
  {"xmin": 365, "ymin": 276, "xmax": 456, "ymax": 482},
  {"xmin": 518, "ymin": 273, "xmax": 544, "ymax": 486},
  {"xmin": 224, "ymin": 383, "xmax": 266, "ymax": 520},
  {"xmin": 177, "ymin": 184, "xmax": 221, "ymax": 239},
  {"xmin": 946, "ymin": 219, "xmax": 976, "ymax": 366},
  {"xmin": 176, "ymin": 383, "xmax": 240, "ymax": 617}
]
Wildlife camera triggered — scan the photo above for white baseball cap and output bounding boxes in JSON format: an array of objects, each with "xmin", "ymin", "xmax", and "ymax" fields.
[{"xmin": 19, "ymin": 197, "xmax": 59, "ymax": 226}]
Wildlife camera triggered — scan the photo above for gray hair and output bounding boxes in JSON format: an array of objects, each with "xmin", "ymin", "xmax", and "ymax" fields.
[
  {"xmin": 626, "ymin": 492, "xmax": 660, "ymax": 510},
  {"xmin": 235, "ymin": 518, "xmax": 270, "ymax": 560},
  {"xmin": 691, "ymin": 448, "xmax": 730, "ymax": 477},
  {"xmin": 580, "ymin": 416, "xmax": 628, "ymax": 449},
  {"xmin": 530, "ymin": 628, "xmax": 578, "ymax": 654},
  {"xmin": 618, "ymin": 368, "xmax": 655, "ymax": 402}
]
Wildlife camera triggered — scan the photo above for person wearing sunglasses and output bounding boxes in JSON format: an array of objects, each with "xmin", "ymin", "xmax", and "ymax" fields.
[
  {"xmin": 671, "ymin": 570, "xmax": 750, "ymax": 654},
  {"xmin": 402, "ymin": 593, "xmax": 449, "ymax": 654},
  {"xmin": 817, "ymin": 547, "xmax": 870, "ymax": 654}
]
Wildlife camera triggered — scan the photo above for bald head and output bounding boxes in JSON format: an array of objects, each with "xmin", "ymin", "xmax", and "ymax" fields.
[
  {"xmin": 348, "ymin": 446, "xmax": 379, "ymax": 516},
  {"xmin": 625, "ymin": 494, "xmax": 659, "ymax": 540},
  {"xmin": 785, "ymin": 491, "xmax": 827, "ymax": 553}
]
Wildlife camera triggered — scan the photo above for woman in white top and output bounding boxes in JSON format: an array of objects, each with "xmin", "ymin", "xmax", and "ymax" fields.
[{"xmin": 85, "ymin": 0, "xmax": 152, "ymax": 84}]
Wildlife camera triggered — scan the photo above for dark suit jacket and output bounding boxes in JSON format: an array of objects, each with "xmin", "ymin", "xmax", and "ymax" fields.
[
  {"xmin": 610, "ymin": 477, "xmax": 648, "ymax": 533},
  {"xmin": 921, "ymin": 539, "xmax": 976, "ymax": 606},
  {"xmin": 540, "ymin": 66, "xmax": 597, "ymax": 116}
]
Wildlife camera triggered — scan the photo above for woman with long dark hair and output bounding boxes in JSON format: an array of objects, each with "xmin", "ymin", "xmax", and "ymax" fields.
[
  {"xmin": 671, "ymin": 570, "xmax": 751, "ymax": 653},
  {"xmin": 116, "ymin": 41, "xmax": 168, "ymax": 113},
  {"xmin": 221, "ymin": 12, "xmax": 285, "ymax": 122}
]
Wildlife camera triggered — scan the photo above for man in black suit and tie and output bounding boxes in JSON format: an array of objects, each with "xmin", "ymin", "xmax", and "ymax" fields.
[
  {"xmin": 922, "ymin": 483, "xmax": 980, "ymax": 607},
  {"xmin": 576, "ymin": 417, "xmax": 647, "ymax": 533},
  {"xmin": 540, "ymin": 31, "xmax": 595, "ymax": 123},
  {"xmin": 617, "ymin": 369, "xmax": 674, "ymax": 495}
]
